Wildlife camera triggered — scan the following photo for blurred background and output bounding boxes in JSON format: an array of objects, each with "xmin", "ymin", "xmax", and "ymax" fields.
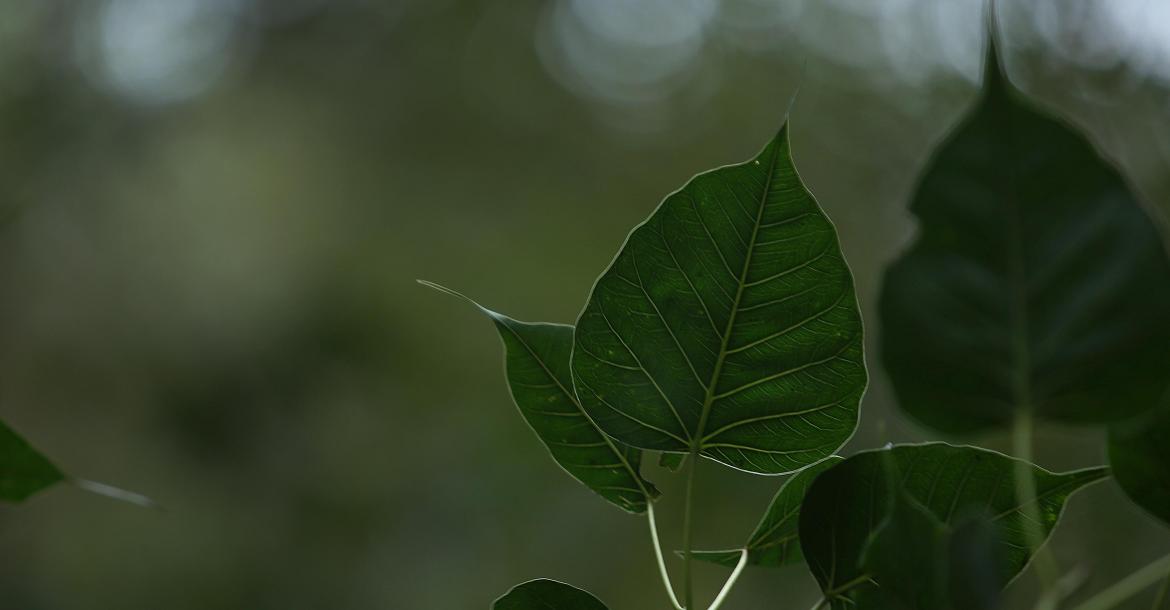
[{"xmin": 1, "ymin": 0, "xmax": 1168, "ymax": 608}]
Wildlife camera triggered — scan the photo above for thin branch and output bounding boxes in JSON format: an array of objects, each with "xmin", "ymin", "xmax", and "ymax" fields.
[
  {"xmin": 647, "ymin": 502, "xmax": 685, "ymax": 610},
  {"xmin": 707, "ymin": 549, "xmax": 747, "ymax": 610},
  {"xmin": 1069, "ymin": 554, "xmax": 1170, "ymax": 610}
]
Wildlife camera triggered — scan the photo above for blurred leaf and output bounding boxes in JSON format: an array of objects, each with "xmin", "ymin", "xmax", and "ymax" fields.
[
  {"xmin": 1109, "ymin": 402, "xmax": 1170, "ymax": 527},
  {"xmin": 860, "ymin": 492, "xmax": 1004, "ymax": 610},
  {"xmin": 692, "ymin": 456, "xmax": 842, "ymax": 568},
  {"xmin": 420, "ymin": 282, "xmax": 658, "ymax": 514},
  {"xmin": 879, "ymin": 40, "xmax": 1170, "ymax": 434},
  {"xmin": 492, "ymin": 579, "xmax": 608, "ymax": 610},
  {"xmin": 658, "ymin": 452, "xmax": 685, "ymax": 471},
  {"xmin": 0, "ymin": 419, "xmax": 64, "ymax": 502},
  {"xmin": 860, "ymin": 489, "xmax": 951, "ymax": 609},
  {"xmin": 798, "ymin": 443, "xmax": 1106, "ymax": 608},
  {"xmin": 572, "ymin": 124, "xmax": 866, "ymax": 475}
]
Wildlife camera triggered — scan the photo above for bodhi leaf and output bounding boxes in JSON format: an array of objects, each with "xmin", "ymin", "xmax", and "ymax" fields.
[
  {"xmin": 879, "ymin": 39, "xmax": 1170, "ymax": 434},
  {"xmin": 0, "ymin": 418, "xmax": 64, "ymax": 502},
  {"xmin": 1108, "ymin": 402, "xmax": 1170, "ymax": 527},
  {"xmin": 571, "ymin": 123, "xmax": 866, "ymax": 475},
  {"xmin": 860, "ymin": 484, "xmax": 1005, "ymax": 609},
  {"xmin": 798, "ymin": 443, "xmax": 1106, "ymax": 608},
  {"xmin": 492, "ymin": 579, "xmax": 608, "ymax": 610},
  {"xmin": 692, "ymin": 455, "xmax": 842, "ymax": 568},
  {"xmin": 420, "ymin": 281, "xmax": 659, "ymax": 514}
]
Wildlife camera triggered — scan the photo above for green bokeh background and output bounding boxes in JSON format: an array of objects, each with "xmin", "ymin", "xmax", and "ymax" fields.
[{"xmin": 1, "ymin": 1, "xmax": 1168, "ymax": 608}]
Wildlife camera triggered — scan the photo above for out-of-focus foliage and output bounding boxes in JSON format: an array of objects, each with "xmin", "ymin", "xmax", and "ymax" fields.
[
  {"xmin": 880, "ymin": 42, "xmax": 1170, "ymax": 434},
  {"xmin": 1109, "ymin": 403, "xmax": 1170, "ymax": 528},
  {"xmin": 2, "ymin": 1, "xmax": 1170, "ymax": 609}
]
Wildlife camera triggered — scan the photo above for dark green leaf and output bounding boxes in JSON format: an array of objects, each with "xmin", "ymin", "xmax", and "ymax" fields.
[
  {"xmin": 798, "ymin": 443, "xmax": 1106, "ymax": 608},
  {"xmin": 1109, "ymin": 401, "xmax": 1170, "ymax": 527},
  {"xmin": 658, "ymin": 452, "xmax": 686, "ymax": 472},
  {"xmin": 692, "ymin": 456, "xmax": 842, "ymax": 568},
  {"xmin": 420, "ymin": 281, "xmax": 658, "ymax": 514},
  {"xmin": 879, "ymin": 40, "xmax": 1170, "ymax": 433},
  {"xmin": 860, "ymin": 489, "xmax": 951, "ymax": 609},
  {"xmin": 492, "ymin": 579, "xmax": 608, "ymax": 610},
  {"xmin": 0, "ymin": 418, "xmax": 64, "ymax": 502},
  {"xmin": 572, "ymin": 124, "xmax": 866, "ymax": 475}
]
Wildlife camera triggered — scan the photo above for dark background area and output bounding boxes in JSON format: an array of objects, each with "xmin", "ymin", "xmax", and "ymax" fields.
[{"xmin": 1, "ymin": 1, "xmax": 1168, "ymax": 608}]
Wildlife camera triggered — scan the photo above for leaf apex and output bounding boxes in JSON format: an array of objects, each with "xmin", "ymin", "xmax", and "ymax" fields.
[{"xmin": 417, "ymin": 279, "xmax": 501, "ymax": 320}]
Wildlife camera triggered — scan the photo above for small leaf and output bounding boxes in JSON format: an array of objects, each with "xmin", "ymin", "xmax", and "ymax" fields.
[
  {"xmin": 1108, "ymin": 402, "xmax": 1170, "ymax": 527},
  {"xmin": 879, "ymin": 39, "xmax": 1170, "ymax": 433},
  {"xmin": 0, "ymin": 418, "xmax": 64, "ymax": 502},
  {"xmin": 572, "ymin": 123, "xmax": 866, "ymax": 475},
  {"xmin": 692, "ymin": 456, "xmax": 842, "ymax": 568},
  {"xmin": 420, "ymin": 281, "xmax": 659, "ymax": 514},
  {"xmin": 658, "ymin": 452, "xmax": 686, "ymax": 472},
  {"xmin": 492, "ymin": 579, "xmax": 608, "ymax": 610},
  {"xmin": 798, "ymin": 443, "xmax": 1106, "ymax": 608}
]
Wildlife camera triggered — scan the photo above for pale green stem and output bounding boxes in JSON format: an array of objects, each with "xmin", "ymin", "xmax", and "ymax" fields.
[
  {"xmin": 682, "ymin": 448, "xmax": 700, "ymax": 608},
  {"xmin": 706, "ymin": 549, "xmax": 747, "ymax": 610},
  {"xmin": 1012, "ymin": 408, "xmax": 1060, "ymax": 589},
  {"xmin": 647, "ymin": 502, "xmax": 685, "ymax": 610},
  {"xmin": 807, "ymin": 597, "xmax": 828, "ymax": 610},
  {"xmin": 1069, "ymin": 554, "xmax": 1170, "ymax": 610}
]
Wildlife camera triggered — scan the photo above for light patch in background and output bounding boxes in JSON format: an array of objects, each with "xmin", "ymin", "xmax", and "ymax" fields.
[
  {"xmin": 75, "ymin": 0, "xmax": 244, "ymax": 106},
  {"xmin": 535, "ymin": 0, "xmax": 1170, "ymax": 131}
]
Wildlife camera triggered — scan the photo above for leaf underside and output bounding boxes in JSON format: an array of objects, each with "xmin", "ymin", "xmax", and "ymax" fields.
[
  {"xmin": 421, "ymin": 282, "xmax": 658, "ymax": 514},
  {"xmin": 798, "ymin": 443, "xmax": 1106, "ymax": 608},
  {"xmin": 1108, "ymin": 401, "xmax": 1170, "ymax": 527},
  {"xmin": 572, "ymin": 124, "xmax": 866, "ymax": 475},
  {"xmin": 0, "ymin": 418, "xmax": 64, "ymax": 503},
  {"xmin": 692, "ymin": 455, "xmax": 842, "ymax": 568},
  {"xmin": 879, "ymin": 41, "xmax": 1170, "ymax": 434},
  {"xmin": 492, "ymin": 579, "xmax": 609, "ymax": 610}
]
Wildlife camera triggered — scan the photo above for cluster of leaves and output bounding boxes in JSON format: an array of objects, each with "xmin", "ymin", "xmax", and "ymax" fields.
[{"xmin": 426, "ymin": 34, "xmax": 1170, "ymax": 610}]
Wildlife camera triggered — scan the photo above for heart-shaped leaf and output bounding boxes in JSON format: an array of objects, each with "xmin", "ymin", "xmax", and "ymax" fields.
[
  {"xmin": 421, "ymin": 282, "xmax": 659, "ymax": 514},
  {"xmin": 572, "ymin": 124, "xmax": 866, "ymax": 475},
  {"xmin": 492, "ymin": 579, "xmax": 608, "ymax": 610},
  {"xmin": 860, "ymin": 488, "xmax": 1005, "ymax": 610},
  {"xmin": 1108, "ymin": 402, "xmax": 1170, "ymax": 527},
  {"xmin": 0, "ymin": 418, "xmax": 64, "ymax": 502},
  {"xmin": 879, "ymin": 41, "xmax": 1170, "ymax": 433},
  {"xmin": 692, "ymin": 456, "xmax": 842, "ymax": 568},
  {"xmin": 798, "ymin": 443, "xmax": 1106, "ymax": 607}
]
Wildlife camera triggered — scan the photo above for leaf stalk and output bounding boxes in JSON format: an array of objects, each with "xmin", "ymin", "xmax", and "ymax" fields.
[{"xmin": 647, "ymin": 502, "xmax": 685, "ymax": 610}]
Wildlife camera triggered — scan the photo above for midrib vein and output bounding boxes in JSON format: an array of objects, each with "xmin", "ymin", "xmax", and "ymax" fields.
[{"xmin": 692, "ymin": 149, "xmax": 778, "ymax": 455}]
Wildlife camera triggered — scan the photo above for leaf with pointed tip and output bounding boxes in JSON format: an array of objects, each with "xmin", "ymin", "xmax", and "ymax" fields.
[
  {"xmin": 421, "ymin": 281, "xmax": 658, "ymax": 514},
  {"xmin": 571, "ymin": 124, "xmax": 866, "ymax": 475},
  {"xmin": 492, "ymin": 579, "xmax": 608, "ymax": 610},
  {"xmin": 879, "ymin": 40, "xmax": 1170, "ymax": 434},
  {"xmin": 798, "ymin": 443, "xmax": 1106, "ymax": 608},
  {"xmin": 0, "ymin": 418, "xmax": 64, "ymax": 502},
  {"xmin": 658, "ymin": 452, "xmax": 686, "ymax": 472},
  {"xmin": 1108, "ymin": 402, "xmax": 1170, "ymax": 527},
  {"xmin": 692, "ymin": 455, "xmax": 842, "ymax": 568}
]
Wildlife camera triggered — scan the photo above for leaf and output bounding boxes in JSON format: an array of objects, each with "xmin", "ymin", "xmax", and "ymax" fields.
[
  {"xmin": 878, "ymin": 39, "xmax": 1170, "ymax": 434},
  {"xmin": 0, "ymin": 418, "xmax": 65, "ymax": 502},
  {"xmin": 798, "ymin": 443, "xmax": 1106, "ymax": 608},
  {"xmin": 492, "ymin": 579, "xmax": 608, "ymax": 610},
  {"xmin": 1108, "ymin": 401, "xmax": 1170, "ymax": 527},
  {"xmin": 420, "ymin": 281, "xmax": 659, "ymax": 514},
  {"xmin": 859, "ymin": 489, "xmax": 951, "ymax": 609},
  {"xmin": 692, "ymin": 456, "xmax": 842, "ymax": 568},
  {"xmin": 860, "ymin": 490, "xmax": 1005, "ymax": 610},
  {"xmin": 571, "ymin": 124, "xmax": 866, "ymax": 475},
  {"xmin": 658, "ymin": 452, "xmax": 686, "ymax": 472}
]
